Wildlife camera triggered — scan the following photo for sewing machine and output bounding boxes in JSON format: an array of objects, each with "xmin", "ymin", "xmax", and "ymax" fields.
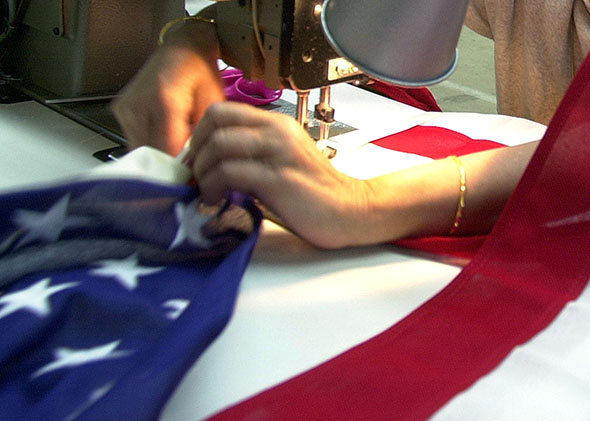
[
  {"xmin": 1, "ymin": 0, "xmax": 468, "ymax": 145},
  {"xmin": 2, "ymin": 0, "xmax": 184, "ymax": 98},
  {"xmin": 214, "ymin": 0, "xmax": 365, "ymax": 139},
  {"xmin": 214, "ymin": 0, "xmax": 468, "ymax": 140},
  {"xmin": 0, "ymin": 0, "xmax": 185, "ymax": 145}
]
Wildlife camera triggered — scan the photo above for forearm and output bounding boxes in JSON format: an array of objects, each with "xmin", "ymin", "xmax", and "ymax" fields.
[{"xmin": 351, "ymin": 141, "xmax": 539, "ymax": 244}]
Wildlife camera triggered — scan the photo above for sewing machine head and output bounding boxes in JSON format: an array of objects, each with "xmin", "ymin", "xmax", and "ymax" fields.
[
  {"xmin": 216, "ymin": 0, "xmax": 469, "ymax": 91},
  {"xmin": 215, "ymin": 0, "xmax": 468, "ymax": 141},
  {"xmin": 216, "ymin": 0, "xmax": 363, "ymax": 92}
]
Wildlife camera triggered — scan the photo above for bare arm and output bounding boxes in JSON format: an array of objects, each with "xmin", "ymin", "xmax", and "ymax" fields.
[
  {"xmin": 359, "ymin": 141, "xmax": 537, "ymax": 244},
  {"xmin": 112, "ymin": 6, "xmax": 224, "ymax": 156},
  {"xmin": 185, "ymin": 102, "xmax": 538, "ymax": 249}
]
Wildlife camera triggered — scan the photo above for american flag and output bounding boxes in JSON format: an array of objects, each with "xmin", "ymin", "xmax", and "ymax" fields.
[
  {"xmin": 205, "ymin": 50, "xmax": 590, "ymax": 419},
  {"xmin": 0, "ymin": 177, "xmax": 261, "ymax": 420}
]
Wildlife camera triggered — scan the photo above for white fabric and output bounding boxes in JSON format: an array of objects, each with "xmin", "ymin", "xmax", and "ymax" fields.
[
  {"xmin": 331, "ymin": 111, "xmax": 546, "ymax": 179},
  {"xmin": 85, "ymin": 146, "xmax": 191, "ymax": 184},
  {"xmin": 422, "ymin": 112, "xmax": 547, "ymax": 146},
  {"xmin": 1, "ymin": 89, "xmax": 583, "ymax": 421},
  {"xmin": 433, "ymin": 282, "xmax": 590, "ymax": 420}
]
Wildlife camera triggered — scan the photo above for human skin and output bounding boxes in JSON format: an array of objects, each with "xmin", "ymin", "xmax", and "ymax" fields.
[
  {"xmin": 113, "ymin": 16, "xmax": 538, "ymax": 249},
  {"xmin": 111, "ymin": 12, "xmax": 223, "ymax": 157},
  {"xmin": 184, "ymin": 102, "xmax": 538, "ymax": 249}
]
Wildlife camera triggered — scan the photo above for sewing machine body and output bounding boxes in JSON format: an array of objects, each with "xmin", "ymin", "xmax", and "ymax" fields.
[
  {"xmin": 215, "ymin": 0, "xmax": 365, "ymax": 92},
  {"xmin": 2, "ymin": 0, "xmax": 466, "ymax": 144},
  {"xmin": 4, "ymin": 0, "xmax": 470, "ymax": 98},
  {"xmin": 5, "ymin": 0, "xmax": 184, "ymax": 98},
  {"xmin": 4, "ymin": 0, "xmax": 365, "ymax": 98}
]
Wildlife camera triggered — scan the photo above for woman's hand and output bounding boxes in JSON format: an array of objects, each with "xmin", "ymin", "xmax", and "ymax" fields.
[
  {"xmin": 182, "ymin": 102, "xmax": 540, "ymax": 248},
  {"xmin": 112, "ymin": 22, "xmax": 224, "ymax": 157},
  {"xmin": 184, "ymin": 102, "xmax": 373, "ymax": 249}
]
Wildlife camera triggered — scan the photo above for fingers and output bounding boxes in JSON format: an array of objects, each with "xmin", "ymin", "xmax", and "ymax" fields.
[
  {"xmin": 197, "ymin": 159, "xmax": 277, "ymax": 204},
  {"xmin": 112, "ymin": 46, "xmax": 225, "ymax": 156},
  {"xmin": 194, "ymin": 125, "xmax": 286, "ymax": 181},
  {"xmin": 147, "ymin": 95, "xmax": 193, "ymax": 157},
  {"xmin": 111, "ymin": 93, "xmax": 146, "ymax": 149},
  {"xmin": 189, "ymin": 102, "xmax": 274, "ymax": 154},
  {"xmin": 185, "ymin": 102, "xmax": 303, "ymax": 204},
  {"xmin": 182, "ymin": 101, "xmax": 374, "ymax": 249}
]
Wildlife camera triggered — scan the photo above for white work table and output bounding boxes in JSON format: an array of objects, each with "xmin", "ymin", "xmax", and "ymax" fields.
[{"xmin": 1, "ymin": 84, "xmax": 561, "ymax": 420}]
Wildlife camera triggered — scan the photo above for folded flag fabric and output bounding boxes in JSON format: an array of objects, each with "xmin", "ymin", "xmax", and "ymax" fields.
[
  {"xmin": 0, "ymin": 173, "xmax": 262, "ymax": 420},
  {"xmin": 370, "ymin": 80, "xmax": 442, "ymax": 112},
  {"xmin": 208, "ymin": 51, "xmax": 590, "ymax": 420}
]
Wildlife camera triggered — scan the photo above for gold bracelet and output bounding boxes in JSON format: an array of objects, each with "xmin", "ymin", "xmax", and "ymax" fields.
[
  {"xmin": 158, "ymin": 16, "xmax": 216, "ymax": 46},
  {"xmin": 449, "ymin": 155, "xmax": 466, "ymax": 235}
]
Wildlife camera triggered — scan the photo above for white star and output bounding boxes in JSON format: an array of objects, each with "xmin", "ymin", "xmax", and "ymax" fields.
[
  {"xmin": 169, "ymin": 200, "xmax": 213, "ymax": 249},
  {"xmin": 65, "ymin": 382, "xmax": 115, "ymax": 421},
  {"xmin": 162, "ymin": 299, "xmax": 190, "ymax": 320},
  {"xmin": 89, "ymin": 253, "xmax": 164, "ymax": 290},
  {"xmin": 12, "ymin": 194, "xmax": 92, "ymax": 248},
  {"xmin": 0, "ymin": 277, "xmax": 79, "ymax": 320},
  {"xmin": 32, "ymin": 340, "xmax": 132, "ymax": 379}
]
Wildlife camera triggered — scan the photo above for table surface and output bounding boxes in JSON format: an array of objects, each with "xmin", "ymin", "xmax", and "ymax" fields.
[{"xmin": 0, "ymin": 83, "xmax": 551, "ymax": 420}]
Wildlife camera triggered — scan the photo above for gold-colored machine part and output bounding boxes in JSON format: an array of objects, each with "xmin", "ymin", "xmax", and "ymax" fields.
[{"xmin": 214, "ymin": 0, "xmax": 367, "ymax": 141}]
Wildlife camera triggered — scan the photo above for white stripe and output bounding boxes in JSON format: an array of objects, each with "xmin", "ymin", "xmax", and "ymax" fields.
[{"xmin": 433, "ymin": 282, "xmax": 590, "ymax": 420}]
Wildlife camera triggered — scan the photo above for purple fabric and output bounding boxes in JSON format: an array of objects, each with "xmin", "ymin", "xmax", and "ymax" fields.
[{"xmin": 221, "ymin": 68, "xmax": 282, "ymax": 106}]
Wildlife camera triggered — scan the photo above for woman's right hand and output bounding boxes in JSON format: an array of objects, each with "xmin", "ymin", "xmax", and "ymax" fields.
[{"xmin": 111, "ymin": 22, "xmax": 224, "ymax": 157}]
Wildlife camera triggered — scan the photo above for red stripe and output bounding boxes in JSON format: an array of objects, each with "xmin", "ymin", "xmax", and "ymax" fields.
[
  {"xmin": 370, "ymin": 80, "xmax": 442, "ymax": 112},
  {"xmin": 373, "ymin": 125, "xmax": 505, "ymax": 159},
  {"xmin": 395, "ymin": 234, "xmax": 487, "ymax": 265},
  {"xmin": 209, "ymin": 52, "xmax": 590, "ymax": 420}
]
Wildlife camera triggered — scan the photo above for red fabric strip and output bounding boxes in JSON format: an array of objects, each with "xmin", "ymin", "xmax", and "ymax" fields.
[
  {"xmin": 209, "ymin": 53, "xmax": 590, "ymax": 420},
  {"xmin": 370, "ymin": 80, "xmax": 442, "ymax": 112},
  {"xmin": 373, "ymin": 125, "xmax": 505, "ymax": 159},
  {"xmin": 395, "ymin": 234, "xmax": 487, "ymax": 265}
]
